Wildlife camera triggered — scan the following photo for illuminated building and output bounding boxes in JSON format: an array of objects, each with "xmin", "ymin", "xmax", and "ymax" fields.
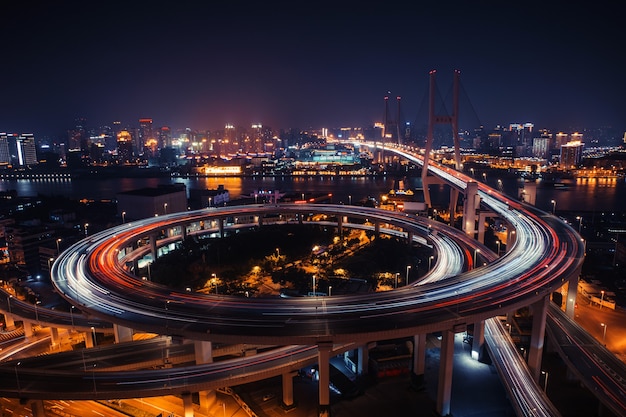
[
  {"xmin": 116, "ymin": 130, "xmax": 134, "ymax": 163},
  {"xmin": 138, "ymin": 118, "xmax": 154, "ymax": 155},
  {"xmin": 560, "ymin": 141, "xmax": 584, "ymax": 170}
]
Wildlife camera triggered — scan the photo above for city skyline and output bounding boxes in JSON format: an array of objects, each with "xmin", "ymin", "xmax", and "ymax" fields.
[{"xmin": 2, "ymin": 2, "xmax": 624, "ymax": 137}]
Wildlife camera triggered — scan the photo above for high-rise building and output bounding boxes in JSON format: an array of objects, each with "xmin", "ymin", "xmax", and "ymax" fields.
[
  {"xmin": 0, "ymin": 133, "xmax": 14, "ymax": 165},
  {"xmin": 17, "ymin": 134, "xmax": 38, "ymax": 166},
  {"xmin": 560, "ymin": 141, "xmax": 584, "ymax": 170},
  {"xmin": 159, "ymin": 126, "xmax": 171, "ymax": 149},
  {"xmin": 117, "ymin": 130, "xmax": 134, "ymax": 163},
  {"xmin": 138, "ymin": 118, "xmax": 154, "ymax": 155}
]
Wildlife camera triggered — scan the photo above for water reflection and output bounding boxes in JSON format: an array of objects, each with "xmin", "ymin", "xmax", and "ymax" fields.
[{"xmin": 0, "ymin": 174, "xmax": 624, "ymax": 212}]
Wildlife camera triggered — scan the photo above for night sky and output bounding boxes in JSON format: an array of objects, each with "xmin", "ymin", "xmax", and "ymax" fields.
[{"xmin": 1, "ymin": 1, "xmax": 624, "ymax": 137}]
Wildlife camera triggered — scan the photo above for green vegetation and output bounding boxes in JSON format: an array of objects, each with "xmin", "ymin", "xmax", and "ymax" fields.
[{"xmin": 148, "ymin": 224, "xmax": 432, "ymax": 297}]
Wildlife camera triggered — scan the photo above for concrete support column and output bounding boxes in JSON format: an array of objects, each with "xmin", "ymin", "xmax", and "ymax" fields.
[
  {"xmin": 462, "ymin": 181, "xmax": 478, "ymax": 236},
  {"xmin": 50, "ymin": 327, "xmax": 60, "ymax": 350},
  {"xmin": 182, "ymin": 392, "xmax": 194, "ymax": 417},
  {"xmin": 150, "ymin": 233, "xmax": 158, "ymax": 260},
  {"xmin": 565, "ymin": 275, "xmax": 579, "ymax": 318},
  {"xmin": 29, "ymin": 399, "xmax": 45, "ymax": 417},
  {"xmin": 449, "ymin": 188, "xmax": 459, "ymax": 226},
  {"xmin": 194, "ymin": 340, "xmax": 213, "ymax": 364},
  {"xmin": 374, "ymin": 221, "xmax": 380, "ymax": 238},
  {"xmin": 436, "ymin": 329, "xmax": 454, "ymax": 417},
  {"xmin": 317, "ymin": 342, "xmax": 333, "ymax": 417},
  {"xmin": 412, "ymin": 334, "xmax": 426, "ymax": 385},
  {"xmin": 528, "ymin": 295, "xmax": 549, "ymax": 382},
  {"xmin": 471, "ymin": 320, "xmax": 485, "ymax": 361},
  {"xmin": 181, "ymin": 225, "xmax": 187, "ymax": 240},
  {"xmin": 3, "ymin": 313, "xmax": 15, "ymax": 330},
  {"xmin": 199, "ymin": 390, "xmax": 216, "ymax": 413},
  {"xmin": 133, "ymin": 259, "xmax": 139, "ymax": 276},
  {"xmin": 218, "ymin": 218, "xmax": 224, "ymax": 238},
  {"xmin": 282, "ymin": 371, "xmax": 298, "ymax": 409},
  {"xmin": 113, "ymin": 323, "xmax": 134, "ymax": 343},
  {"xmin": 337, "ymin": 216, "xmax": 343, "ymax": 239},
  {"xmin": 407, "ymin": 231, "xmax": 413, "ymax": 246},
  {"xmin": 194, "ymin": 341, "xmax": 214, "ymax": 413},
  {"xmin": 358, "ymin": 344, "xmax": 369, "ymax": 375},
  {"xmin": 258, "ymin": 215, "xmax": 263, "ymax": 227},
  {"xmin": 23, "ymin": 321, "xmax": 34, "ymax": 339},
  {"xmin": 477, "ymin": 212, "xmax": 489, "ymax": 244},
  {"xmin": 83, "ymin": 331, "xmax": 94, "ymax": 348}
]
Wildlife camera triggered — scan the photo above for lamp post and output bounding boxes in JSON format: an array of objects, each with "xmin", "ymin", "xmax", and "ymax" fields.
[
  {"xmin": 599, "ymin": 290, "xmax": 604, "ymax": 309},
  {"xmin": 48, "ymin": 257, "xmax": 54, "ymax": 272},
  {"xmin": 70, "ymin": 305, "xmax": 75, "ymax": 328},
  {"xmin": 122, "ymin": 211, "xmax": 126, "ymax": 223},
  {"xmin": 496, "ymin": 240, "xmax": 501, "ymax": 256},
  {"xmin": 405, "ymin": 265, "xmax": 411, "ymax": 286},
  {"xmin": 541, "ymin": 370, "xmax": 549, "ymax": 392},
  {"xmin": 328, "ymin": 286, "xmax": 332, "ymax": 296},
  {"xmin": 163, "ymin": 203, "xmax": 168, "ymax": 214},
  {"xmin": 601, "ymin": 323, "xmax": 607, "ymax": 344},
  {"xmin": 84, "ymin": 223, "xmax": 89, "ymax": 236},
  {"xmin": 473, "ymin": 249, "xmax": 480, "ymax": 268},
  {"xmin": 312, "ymin": 275, "xmax": 316, "ymax": 295},
  {"xmin": 428, "ymin": 256, "xmax": 434, "ymax": 271},
  {"xmin": 576, "ymin": 216, "xmax": 582, "ymax": 234},
  {"xmin": 395, "ymin": 273, "xmax": 399, "ymax": 288},
  {"xmin": 14, "ymin": 362, "xmax": 21, "ymax": 395},
  {"xmin": 91, "ymin": 326, "xmax": 97, "ymax": 346},
  {"xmin": 7, "ymin": 295, "xmax": 12, "ymax": 314},
  {"xmin": 348, "ymin": 195, "xmax": 352, "ymax": 205},
  {"xmin": 56, "ymin": 238, "xmax": 62, "ymax": 255},
  {"xmin": 550, "ymin": 199, "xmax": 556, "ymax": 214},
  {"xmin": 35, "ymin": 300, "xmax": 41, "ymax": 322}
]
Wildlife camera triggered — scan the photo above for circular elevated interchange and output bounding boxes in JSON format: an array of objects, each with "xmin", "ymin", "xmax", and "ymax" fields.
[
  {"xmin": 0, "ymin": 146, "xmax": 592, "ymax": 416},
  {"xmin": 49, "ymin": 190, "xmax": 584, "ymax": 347}
]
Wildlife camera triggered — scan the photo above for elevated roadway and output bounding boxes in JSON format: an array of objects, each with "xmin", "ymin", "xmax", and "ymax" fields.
[{"xmin": 1, "ymin": 142, "xmax": 599, "ymax": 416}]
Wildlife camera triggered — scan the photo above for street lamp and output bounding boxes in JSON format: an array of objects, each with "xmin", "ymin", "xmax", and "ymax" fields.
[
  {"xmin": 599, "ymin": 290, "xmax": 605, "ymax": 309},
  {"xmin": 550, "ymin": 199, "xmax": 556, "ymax": 214},
  {"xmin": 328, "ymin": 286, "xmax": 332, "ymax": 296},
  {"xmin": 56, "ymin": 238, "xmax": 62, "ymax": 254},
  {"xmin": 70, "ymin": 305, "xmax": 75, "ymax": 328},
  {"xmin": 91, "ymin": 326, "xmax": 97, "ymax": 346},
  {"xmin": 163, "ymin": 203, "xmax": 168, "ymax": 214},
  {"xmin": 576, "ymin": 216, "xmax": 582, "ymax": 234},
  {"xmin": 405, "ymin": 265, "xmax": 411, "ymax": 286},
  {"xmin": 541, "ymin": 370, "xmax": 549, "ymax": 392},
  {"xmin": 14, "ymin": 362, "xmax": 21, "ymax": 394},
  {"xmin": 312, "ymin": 275, "xmax": 316, "ymax": 295},
  {"xmin": 84, "ymin": 223, "xmax": 89, "ymax": 236},
  {"xmin": 348, "ymin": 195, "xmax": 352, "ymax": 205},
  {"xmin": 122, "ymin": 211, "xmax": 126, "ymax": 223},
  {"xmin": 496, "ymin": 240, "xmax": 501, "ymax": 256},
  {"xmin": 395, "ymin": 272, "xmax": 399, "ymax": 288},
  {"xmin": 48, "ymin": 257, "xmax": 54, "ymax": 271},
  {"xmin": 428, "ymin": 256, "xmax": 434, "ymax": 270},
  {"xmin": 601, "ymin": 323, "xmax": 607, "ymax": 344},
  {"xmin": 35, "ymin": 300, "xmax": 41, "ymax": 322},
  {"xmin": 7, "ymin": 295, "xmax": 12, "ymax": 314},
  {"xmin": 473, "ymin": 249, "xmax": 480, "ymax": 268}
]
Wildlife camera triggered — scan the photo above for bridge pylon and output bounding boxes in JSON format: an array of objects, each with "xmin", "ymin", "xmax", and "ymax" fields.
[{"xmin": 421, "ymin": 70, "xmax": 462, "ymax": 223}]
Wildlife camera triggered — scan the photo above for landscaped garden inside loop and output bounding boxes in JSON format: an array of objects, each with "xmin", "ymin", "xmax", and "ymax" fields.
[{"xmin": 146, "ymin": 224, "xmax": 434, "ymax": 298}]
